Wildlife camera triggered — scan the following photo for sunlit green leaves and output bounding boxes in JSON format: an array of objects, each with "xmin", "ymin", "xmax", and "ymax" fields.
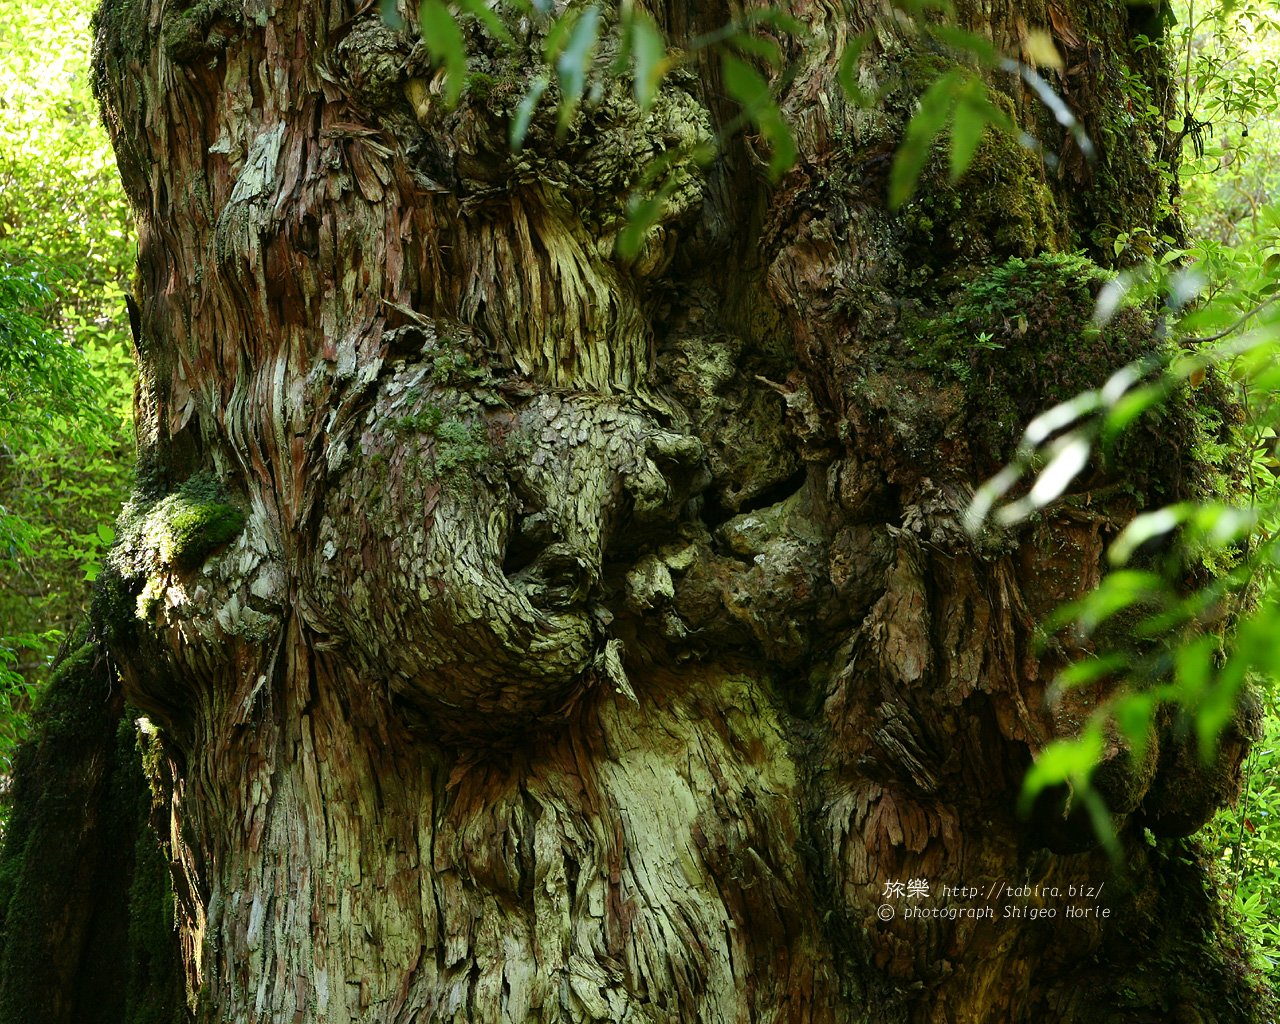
[
  {"xmin": 964, "ymin": 359, "xmax": 1156, "ymax": 532},
  {"xmin": 0, "ymin": 256, "xmax": 116, "ymax": 448},
  {"xmin": 1109, "ymin": 503, "xmax": 1256, "ymax": 566},
  {"xmin": 401, "ymin": 0, "xmax": 1075, "ymax": 222},
  {"xmin": 1019, "ymin": 727, "xmax": 1104, "ymax": 815},
  {"xmin": 963, "ymin": 208, "xmax": 1280, "ymax": 847},
  {"xmin": 1052, "ymin": 653, "xmax": 1133, "ymax": 691},
  {"xmin": 1202, "ymin": 699, "xmax": 1280, "ymax": 980},
  {"xmin": 0, "ymin": 630, "xmax": 58, "ymax": 774},
  {"xmin": 1042, "ymin": 570, "xmax": 1168, "ymax": 640},
  {"xmin": 0, "ymin": 0, "xmax": 137, "ymax": 802}
]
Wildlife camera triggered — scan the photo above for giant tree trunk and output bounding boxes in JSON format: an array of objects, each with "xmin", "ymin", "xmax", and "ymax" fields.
[{"xmin": 41, "ymin": 0, "xmax": 1272, "ymax": 1020}]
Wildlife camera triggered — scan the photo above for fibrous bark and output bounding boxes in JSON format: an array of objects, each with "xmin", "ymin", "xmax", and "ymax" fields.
[{"xmin": 13, "ymin": 0, "xmax": 1268, "ymax": 1020}]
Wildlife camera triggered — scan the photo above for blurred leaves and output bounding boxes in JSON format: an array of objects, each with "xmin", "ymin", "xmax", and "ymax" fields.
[
  {"xmin": 722, "ymin": 52, "xmax": 795, "ymax": 180},
  {"xmin": 554, "ymin": 4, "xmax": 602, "ymax": 132},
  {"xmin": 419, "ymin": 0, "xmax": 468, "ymax": 106},
  {"xmin": 889, "ymin": 70, "xmax": 1014, "ymax": 209},
  {"xmin": 961, "ymin": 214, "xmax": 1280, "ymax": 870},
  {"xmin": 399, "ymin": 0, "xmax": 1088, "ymax": 241}
]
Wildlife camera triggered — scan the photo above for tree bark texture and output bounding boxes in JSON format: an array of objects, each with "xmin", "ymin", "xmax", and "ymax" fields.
[{"xmin": 53, "ymin": 0, "xmax": 1278, "ymax": 1020}]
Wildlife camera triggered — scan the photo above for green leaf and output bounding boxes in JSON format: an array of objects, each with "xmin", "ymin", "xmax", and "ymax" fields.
[
  {"xmin": 510, "ymin": 74, "xmax": 548, "ymax": 151},
  {"xmin": 949, "ymin": 77, "xmax": 1011, "ymax": 180},
  {"xmin": 1109, "ymin": 505, "xmax": 1191, "ymax": 565},
  {"xmin": 1019, "ymin": 728, "xmax": 1104, "ymax": 814},
  {"xmin": 1053, "ymin": 653, "xmax": 1131, "ymax": 690},
  {"xmin": 617, "ymin": 186, "xmax": 673, "ymax": 261},
  {"xmin": 949, "ymin": 100, "xmax": 987, "ymax": 179},
  {"xmin": 722, "ymin": 53, "xmax": 796, "ymax": 179},
  {"xmin": 889, "ymin": 69, "xmax": 963, "ymax": 209},
  {"xmin": 419, "ymin": 0, "xmax": 468, "ymax": 107},
  {"xmin": 1113, "ymin": 693, "xmax": 1157, "ymax": 759},
  {"xmin": 381, "ymin": 0, "xmax": 407, "ymax": 31},
  {"xmin": 629, "ymin": 11, "xmax": 668, "ymax": 111},
  {"xmin": 456, "ymin": 0, "xmax": 513, "ymax": 46},
  {"xmin": 1041, "ymin": 570, "xmax": 1167, "ymax": 638},
  {"xmin": 1197, "ymin": 678, "xmax": 1244, "ymax": 761},
  {"xmin": 928, "ymin": 23, "xmax": 998, "ymax": 64},
  {"xmin": 1102, "ymin": 381, "xmax": 1170, "ymax": 439},
  {"xmin": 96, "ymin": 522, "xmax": 115, "ymax": 544},
  {"xmin": 721, "ymin": 52, "xmax": 770, "ymax": 110},
  {"xmin": 1176, "ymin": 634, "xmax": 1217, "ymax": 703},
  {"xmin": 837, "ymin": 33, "xmax": 871, "ymax": 103},
  {"xmin": 543, "ymin": 6, "xmax": 579, "ymax": 63},
  {"xmin": 729, "ymin": 32, "xmax": 783, "ymax": 69},
  {"xmin": 555, "ymin": 4, "xmax": 602, "ymax": 131},
  {"xmin": 741, "ymin": 9, "xmax": 806, "ymax": 35}
]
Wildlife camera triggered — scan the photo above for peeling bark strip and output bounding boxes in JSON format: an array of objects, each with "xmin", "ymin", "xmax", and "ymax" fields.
[{"xmin": 68, "ymin": 0, "xmax": 1276, "ymax": 1021}]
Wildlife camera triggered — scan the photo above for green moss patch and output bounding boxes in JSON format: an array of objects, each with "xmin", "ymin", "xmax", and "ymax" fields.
[
  {"xmin": 160, "ymin": 0, "xmax": 241, "ymax": 64},
  {"xmin": 141, "ymin": 495, "xmax": 244, "ymax": 569},
  {"xmin": 898, "ymin": 121, "xmax": 1067, "ymax": 268},
  {"xmin": 904, "ymin": 252, "xmax": 1239, "ymax": 503},
  {"xmin": 116, "ymin": 471, "xmax": 244, "ymax": 574},
  {"xmin": 110, "ymin": 472, "xmax": 245, "ymax": 620}
]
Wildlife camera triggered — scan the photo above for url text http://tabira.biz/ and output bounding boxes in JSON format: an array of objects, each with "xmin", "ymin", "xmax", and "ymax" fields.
[{"xmin": 875, "ymin": 878, "xmax": 1111, "ymax": 922}]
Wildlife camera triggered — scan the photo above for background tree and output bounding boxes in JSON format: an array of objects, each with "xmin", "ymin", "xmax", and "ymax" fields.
[{"xmin": 2, "ymin": 0, "xmax": 1277, "ymax": 1022}]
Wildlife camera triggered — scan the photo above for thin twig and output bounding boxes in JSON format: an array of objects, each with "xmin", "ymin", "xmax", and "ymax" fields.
[{"xmin": 1183, "ymin": 294, "xmax": 1280, "ymax": 345}]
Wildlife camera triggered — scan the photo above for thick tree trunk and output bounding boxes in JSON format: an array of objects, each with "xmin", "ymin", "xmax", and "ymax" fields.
[{"xmin": 24, "ymin": 0, "xmax": 1266, "ymax": 1020}]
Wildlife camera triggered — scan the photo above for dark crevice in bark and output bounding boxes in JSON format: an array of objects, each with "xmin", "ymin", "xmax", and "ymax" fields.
[{"xmin": 702, "ymin": 464, "xmax": 810, "ymax": 531}]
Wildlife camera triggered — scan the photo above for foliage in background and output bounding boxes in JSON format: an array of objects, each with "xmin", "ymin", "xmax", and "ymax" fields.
[
  {"xmin": 1203, "ymin": 709, "xmax": 1280, "ymax": 974},
  {"xmin": 1175, "ymin": 0, "xmax": 1280, "ymax": 246},
  {"xmin": 0, "ymin": 0, "xmax": 134, "ymax": 786}
]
